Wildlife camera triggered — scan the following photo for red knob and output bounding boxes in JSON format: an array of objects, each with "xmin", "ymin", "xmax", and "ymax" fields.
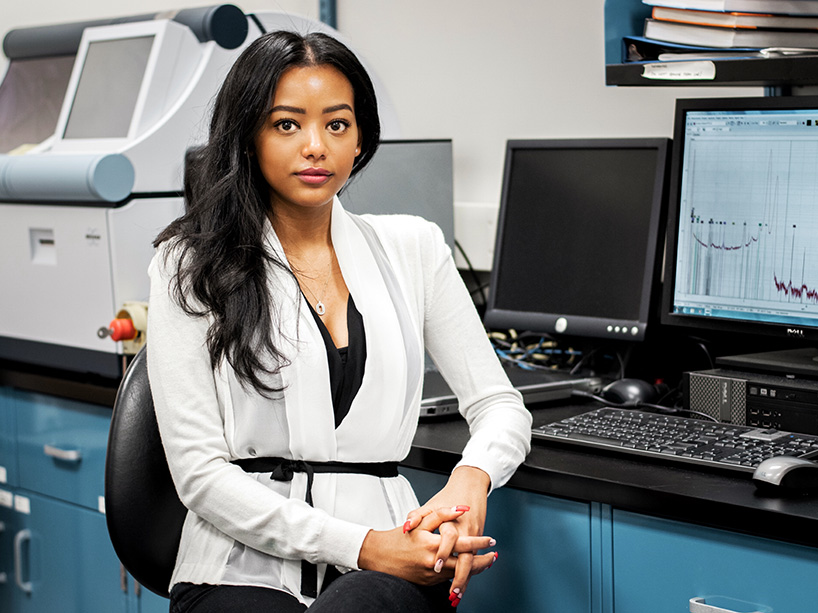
[{"xmin": 108, "ymin": 318, "xmax": 137, "ymax": 342}]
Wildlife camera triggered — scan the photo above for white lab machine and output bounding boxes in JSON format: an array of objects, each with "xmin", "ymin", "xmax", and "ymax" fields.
[{"xmin": 0, "ymin": 6, "xmax": 398, "ymax": 378}]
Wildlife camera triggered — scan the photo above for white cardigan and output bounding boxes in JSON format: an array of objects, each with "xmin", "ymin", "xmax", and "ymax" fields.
[{"xmin": 146, "ymin": 198, "xmax": 532, "ymax": 604}]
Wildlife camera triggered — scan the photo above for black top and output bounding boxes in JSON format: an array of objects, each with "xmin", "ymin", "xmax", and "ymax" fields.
[{"xmin": 306, "ymin": 294, "xmax": 366, "ymax": 428}]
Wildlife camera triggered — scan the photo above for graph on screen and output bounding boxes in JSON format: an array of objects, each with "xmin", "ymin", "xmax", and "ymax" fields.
[{"xmin": 673, "ymin": 112, "xmax": 818, "ymax": 327}]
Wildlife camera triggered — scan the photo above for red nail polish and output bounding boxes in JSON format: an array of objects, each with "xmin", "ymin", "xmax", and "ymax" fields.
[
  {"xmin": 455, "ymin": 505, "xmax": 470, "ymax": 512},
  {"xmin": 489, "ymin": 551, "xmax": 498, "ymax": 568},
  {"xmin": 403, "ymin": 520, "xmax": 413, "ymax": 534}
]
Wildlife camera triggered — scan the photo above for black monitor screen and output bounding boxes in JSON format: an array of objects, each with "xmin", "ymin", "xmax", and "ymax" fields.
[
  {"xmin": 663, "ymin": 96, "xmax": 818, "ymax": 344},
  {"xmin": 341, "ymin": 140, "xmax": 454, "ymax": 250},
  {"xmin": 484, "ymin": 138, "xmax": 670, "ymax": 341},
  {"xmin": 63, "ymin": 35, "xmax": 154, "ymax": 139}
]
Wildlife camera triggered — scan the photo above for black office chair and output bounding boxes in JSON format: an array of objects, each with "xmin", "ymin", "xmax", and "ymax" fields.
[{"xmin": 105, "ymin": 345, "xmax": 187, "ymax": 598}]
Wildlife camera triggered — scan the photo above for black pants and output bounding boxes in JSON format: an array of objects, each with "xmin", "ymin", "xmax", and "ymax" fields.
[{"xmin": 170, "ymin": 571, "xmax": 454, "ymax": 613}]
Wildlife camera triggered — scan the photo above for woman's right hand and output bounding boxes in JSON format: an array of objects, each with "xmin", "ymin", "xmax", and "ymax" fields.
[{"xmin": 356, "ymin": 506, "xmax": 496, "ymax": 586}]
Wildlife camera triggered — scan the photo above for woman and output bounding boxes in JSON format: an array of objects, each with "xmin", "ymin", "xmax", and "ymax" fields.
[{"xmin": 147, "ymin": 30, "xmax": 531, "ymax": 612}]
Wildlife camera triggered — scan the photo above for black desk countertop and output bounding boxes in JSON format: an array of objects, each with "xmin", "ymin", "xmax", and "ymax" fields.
[
  {"xmin": 406, "ymin": 402, "xmax": 818, "ymax": 551},
  {"xmin": 5, "ymin": 361, "xmax": 818, "ymax": 551}
]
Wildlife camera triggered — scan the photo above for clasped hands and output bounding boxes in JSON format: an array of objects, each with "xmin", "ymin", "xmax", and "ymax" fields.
[{"xmin": 358, "ymin": 467, "xmax": 495, "ymax": 607}]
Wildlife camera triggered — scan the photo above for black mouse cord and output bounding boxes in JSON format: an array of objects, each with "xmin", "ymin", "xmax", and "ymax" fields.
[{"xmin": 569, "ymin": 389, "xmax": 718, "ymax": 422}]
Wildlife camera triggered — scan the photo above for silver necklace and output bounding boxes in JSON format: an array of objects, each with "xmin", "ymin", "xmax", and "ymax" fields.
[{"xmin": 298, "ymin": 254, "xmax": 333, "ymax": 316}]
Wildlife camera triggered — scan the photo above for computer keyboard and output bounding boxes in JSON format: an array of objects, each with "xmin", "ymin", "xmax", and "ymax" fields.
[{"xmin": 533, "ymin": 407, "xmax": 818, "ymax": 474}]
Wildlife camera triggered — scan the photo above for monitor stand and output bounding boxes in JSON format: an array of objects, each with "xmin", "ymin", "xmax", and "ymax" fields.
[{"xmin": 716, "ymin": 347, "xmax": 818, "ymax": 379}]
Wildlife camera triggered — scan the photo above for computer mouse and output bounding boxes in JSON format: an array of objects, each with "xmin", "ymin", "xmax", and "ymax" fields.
[
  {"xmin": 600, "ymin": 378, "xmax": 659, "ymax": 405},
  {"xmin": 752, "ymin": 456, "xmax": 818, "ymax": 494}
]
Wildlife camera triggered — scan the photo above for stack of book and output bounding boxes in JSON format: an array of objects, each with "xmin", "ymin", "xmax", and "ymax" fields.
[{"xmin": 627, "ymin": 0, "xmax": 818, "ymax": 62}]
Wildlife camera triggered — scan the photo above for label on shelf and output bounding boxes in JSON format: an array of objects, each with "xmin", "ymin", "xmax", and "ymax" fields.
[{"xmin": 642, "ymin": 61, "xmax": 716, "ymax": 80}]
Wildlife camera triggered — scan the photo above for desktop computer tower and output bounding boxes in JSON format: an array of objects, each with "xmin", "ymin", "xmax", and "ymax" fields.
[{"xmin": 684, "ymin": 369, "xmax": 818, "ymax": 435}]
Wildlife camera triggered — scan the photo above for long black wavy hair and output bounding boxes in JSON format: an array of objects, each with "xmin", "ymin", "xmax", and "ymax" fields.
[{"xmin": 154, "ymin": 30, "xmax": 381, "ymax": 395}]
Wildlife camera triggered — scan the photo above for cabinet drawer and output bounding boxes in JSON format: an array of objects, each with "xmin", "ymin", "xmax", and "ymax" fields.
[
  {"xmin": 612, "ymin": 509, "xmax": 818, "ymax": 613},
  {"xmin": 14, "ymin": 391, "xmax": 110, "ymax": 510}
]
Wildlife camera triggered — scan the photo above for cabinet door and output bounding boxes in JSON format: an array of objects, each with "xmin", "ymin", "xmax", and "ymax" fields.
[
  {"xmin": 612, "ymin": 509, "xmax": 818, "ymax": 613},
  {"xmin": 15, "ymin": 391, "xmax": 110, "ymax": 510},
  {"xmin": 136, "ymin": 583, "xmax": 169, "ymax": 613},
  {"xmin": 0, "ymin": 387, "xmax": 18, "ymax": 487},
  {"xmin": 12, "ymin": 491, "xmax": 126, "ymax": 613},
  {"xmin": 0, "ymin": 492, "xmax": 19, "ymax": 612},
  {"xmin": 470, "ymin": 487, "xmax": 594, "ymax": 613},
  {"xmin": 401, "ymin": 468, "xmax": 594, "ymax": 613}
]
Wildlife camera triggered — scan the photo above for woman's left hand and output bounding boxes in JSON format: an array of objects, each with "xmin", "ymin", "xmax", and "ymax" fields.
[{"xmin": 403, "ymin": 466, "xmax": 494, "ymax": 606}]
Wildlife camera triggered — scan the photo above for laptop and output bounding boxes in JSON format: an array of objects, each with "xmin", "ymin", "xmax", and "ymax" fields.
[{"xmin": 420, "ymin": 360, "xmax": 602, "ymax": 419}]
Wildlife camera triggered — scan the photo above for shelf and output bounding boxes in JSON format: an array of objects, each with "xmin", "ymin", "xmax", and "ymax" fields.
[
  {"xmin": 607, "ymin": 55, "xmax": 818, "ymax": 89},
  {"xmin": 604, "ymin": 0, "xmax": 818, "ymax": 90}
]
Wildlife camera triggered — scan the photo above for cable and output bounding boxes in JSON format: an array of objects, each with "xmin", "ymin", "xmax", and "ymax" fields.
[
  {"xmin": 568, "ymin": 347, "xmax": 597, "ymax": 375},
  {"xmin": 489, "ymin": 328, "xmax": 587, "ymax": 372},
  {"xmin": 497, "ymin": 354, "xmax": 556, "ymax": 371},
  {"xmin": 455, "ymin": 239, "xmax": 488, "ymax": 306},
  {"xmin": 681, "ymin": 335, "xmax": 716, "ymax": 370},
  {"xmin": 696, "ymin": 340, "xmax": 716, "ymax": 370},
  {"xmin": 610, "ymin": 350, "xmax": 626, "ymax": 380},
  {"xmin": 469, "ymin": 281, "xmax": 491, "ymax": 300}
]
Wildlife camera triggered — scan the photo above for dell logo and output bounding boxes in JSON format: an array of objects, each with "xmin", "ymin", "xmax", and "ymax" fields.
[{"xmin": 787, "ymin": 328, "xmax": 805, "ymax": 337}]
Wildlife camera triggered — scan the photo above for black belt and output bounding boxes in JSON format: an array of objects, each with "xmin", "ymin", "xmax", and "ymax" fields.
[{"xmin": 232, "ymin": 457, "xmax": 399, "ymax": 598}]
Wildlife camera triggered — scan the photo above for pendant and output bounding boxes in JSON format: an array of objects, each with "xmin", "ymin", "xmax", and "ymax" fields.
[{"xmin": 315, "ymin": 301, "xmax": 326, "ymax": 316}]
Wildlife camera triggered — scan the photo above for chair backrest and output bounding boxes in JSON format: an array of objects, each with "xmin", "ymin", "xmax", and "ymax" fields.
[{"xmin": 104, "ymin": 345, "xmax": 186, "ymax": 598}]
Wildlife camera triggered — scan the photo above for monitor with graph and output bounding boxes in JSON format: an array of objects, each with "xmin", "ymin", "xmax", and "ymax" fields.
[{"xmin": 662, "ymin": 96, "xmax": 818, "ymax": 350}]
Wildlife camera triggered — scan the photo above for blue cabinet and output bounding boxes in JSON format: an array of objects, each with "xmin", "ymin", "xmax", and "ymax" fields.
[
  {"xmin": 0, "ymin": 386, "xmax": 166, "ymax": 612},
  {"xmin": 6, "ymin": 390, "xmax": 818, "ymax": 611},
  {"xmin": 611, "ymin": 509, "xmax": 818, "ymax": 613}
]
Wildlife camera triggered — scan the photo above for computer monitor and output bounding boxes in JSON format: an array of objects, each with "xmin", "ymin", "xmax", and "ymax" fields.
[
  {"xmin": 662, "ymin": 96, "xmax": 818, "ymax": 375},
  {"xmin": 341, "ymin": 139, "xmax": 455, "ymax": 251},
  {"xmin": 63, "ymin": 36, "xmax": 154, "ymax": 139},
  {"xmin": 0, "ymin": 55, "xmax": 75, "ymax": 153},
  {"xmin": 483, "ymin": 138, "xmax": 671, "ymax": 342},
  {"xmin": 50, "ymin": 19, "xmax": 200, "ymax": 152}
]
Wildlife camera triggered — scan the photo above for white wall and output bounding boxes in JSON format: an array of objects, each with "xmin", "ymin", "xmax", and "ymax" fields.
[{"xmin": 2, "ymin": 0, "xmax": 759, "ymax": 266}]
